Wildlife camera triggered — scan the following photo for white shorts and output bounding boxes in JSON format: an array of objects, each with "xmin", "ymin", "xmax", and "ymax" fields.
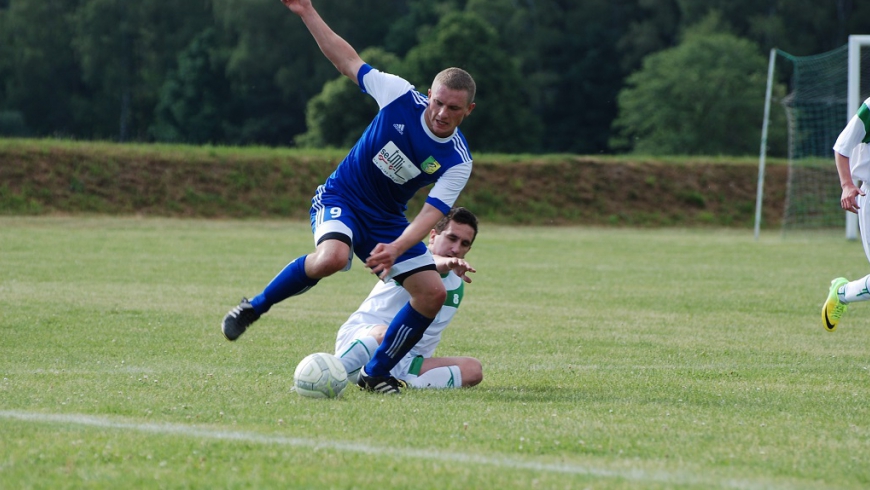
[
  {"xmin": 334, "ymin": 323, "xmax": 424, "ymax": 379},
  {"xmin": 860, "ymin": 183, "xmax": 870, "ymax": 263}
]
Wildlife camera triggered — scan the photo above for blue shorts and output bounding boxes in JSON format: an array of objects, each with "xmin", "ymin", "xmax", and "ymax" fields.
[{"xmin": 309, "ymin": 185, "xmax": 433, "ymax": 281}]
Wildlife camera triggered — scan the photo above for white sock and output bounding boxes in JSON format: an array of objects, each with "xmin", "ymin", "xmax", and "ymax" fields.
[
  {"xmin": 336, "ymin": 336, "xmax": 379, "ymax": 384},
  {"xmin": 841, "ymin": 274, "xmax": 870, "ymax": 303},
  {"xmin": 406, "ymin": 366, "xmax": 462, "ymax": 389}
]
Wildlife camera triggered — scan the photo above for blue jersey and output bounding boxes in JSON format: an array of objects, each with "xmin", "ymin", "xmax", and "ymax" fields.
[{"xmin": 321, "ymin": 64, "xmax": 473, "ymax": 218}]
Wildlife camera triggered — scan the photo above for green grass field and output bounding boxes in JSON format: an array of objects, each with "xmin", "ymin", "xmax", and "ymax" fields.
[{"xmin": 1, "ymin": 217, "xmax": 869, "ymax": 489}]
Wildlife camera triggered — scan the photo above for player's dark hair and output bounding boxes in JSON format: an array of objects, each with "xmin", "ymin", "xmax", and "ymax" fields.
[{"xmin": 436, "ymin": 207, "xmax": 479, "ymax": 243}]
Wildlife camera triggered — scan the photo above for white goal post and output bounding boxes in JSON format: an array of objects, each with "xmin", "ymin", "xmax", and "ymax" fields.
[
  {"xmin": 755, "ymin": 35, "xmax": 870, "ymax": 240},
  {"xmin": 754, "ymin": 48, "xmax": 777, "ymax": 241}
]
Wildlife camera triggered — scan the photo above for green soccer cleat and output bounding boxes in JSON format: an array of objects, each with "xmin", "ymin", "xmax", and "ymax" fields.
[{"xmin": 821, "ymin": 277, "xmax": 849, "ymax": 332}]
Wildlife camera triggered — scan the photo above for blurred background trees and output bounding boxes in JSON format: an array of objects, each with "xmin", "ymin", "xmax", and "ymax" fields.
[
  {"xmin": 611, "ymin": 12, "xmax": 789, "ymax": 156},
  {"xmin": 0, "ymin": 0, "xmax": 867, "ymax": 155}
]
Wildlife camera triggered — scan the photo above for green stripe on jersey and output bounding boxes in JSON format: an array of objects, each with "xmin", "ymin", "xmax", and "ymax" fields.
[
  {"xmin": 444, "ymin": 280, "xmax": 464, "ymax": 308},
  {"xmin": 858, "ymin": 103, "xmax": 870, "ymax": 143}
]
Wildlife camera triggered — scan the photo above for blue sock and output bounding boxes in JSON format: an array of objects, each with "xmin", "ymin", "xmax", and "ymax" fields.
[
  {"xmin": 364, "ymin": 303, "xmax": 433, "ymax": 377},
  {"xmin": 249, "ymin": 255, "xmax": 319, "ymax": 315}
]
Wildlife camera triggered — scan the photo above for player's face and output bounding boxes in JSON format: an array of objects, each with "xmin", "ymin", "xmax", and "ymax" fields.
[
  {"xmin": 430, "ymin": 221, "xmax": 475, "ymax": 259},
  {"xmin": 425, "ymin": 83, "xmax": 475, "ymax": 138}
]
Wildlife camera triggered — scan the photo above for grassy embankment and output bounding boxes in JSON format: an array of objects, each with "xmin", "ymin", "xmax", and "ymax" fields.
[{"xmin": 0, "ymin": 137, "xmax": 789, "ymax": 227}]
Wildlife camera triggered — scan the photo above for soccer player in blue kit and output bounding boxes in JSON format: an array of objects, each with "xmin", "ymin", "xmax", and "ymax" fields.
[{"xmin": 221, "ymin": 0, "xmax": 477, "ymax": 394}]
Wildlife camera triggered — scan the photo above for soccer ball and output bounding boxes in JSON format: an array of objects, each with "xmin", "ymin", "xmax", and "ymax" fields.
[{"xmin": 293, "ymin": 352, "xmax": 348, "ymax": 399}]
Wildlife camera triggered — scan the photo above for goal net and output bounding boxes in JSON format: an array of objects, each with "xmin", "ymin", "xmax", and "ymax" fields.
[{"xmin": 778, "ymin": 39, "xmax": 870, "ymax": 234}]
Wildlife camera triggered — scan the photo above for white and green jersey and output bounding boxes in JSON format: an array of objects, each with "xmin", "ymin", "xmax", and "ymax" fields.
[
  {"xmin": 335, "ymin": 271, "xmax": 465, "ymax": 359},
  {"xmin": 834, "ymin": 96, "xmax": 870, "ymax": 182}
]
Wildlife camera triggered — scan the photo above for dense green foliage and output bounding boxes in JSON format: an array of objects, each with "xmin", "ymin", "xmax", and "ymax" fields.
[
  {"xmin": 612, "ymin": 15, "xmax": 790, "ymax": 155},
  {"xmin": 296, "ymin": 47, "xmax": 401, "ymax": 149},
  {"xmin": 400, "ymin": 11, "xmax": 542, "ymax": 153},
  {"xmin": 0, "ymin": 0, "xmax": 867, "ymax": 154}
]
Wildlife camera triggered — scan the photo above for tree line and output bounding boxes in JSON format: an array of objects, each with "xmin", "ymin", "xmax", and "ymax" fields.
[{"xmin": 0, "ymin": 0, "xmax": 867, "ymax": 155}]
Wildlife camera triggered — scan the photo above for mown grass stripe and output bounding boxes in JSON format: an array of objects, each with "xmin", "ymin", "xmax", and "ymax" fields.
[{"xmin": 0, "ymin": 410, "xmax": 796, "ymax": 490}]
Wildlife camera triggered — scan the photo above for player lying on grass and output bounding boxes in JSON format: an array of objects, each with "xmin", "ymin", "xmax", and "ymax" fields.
[
  {"xmin": 823, "ymin": 96, "xmax": 870, "ymax": 331},
  {"xmin": 334, "ymin": 207, "xmax": 483, "ymax": 389}
]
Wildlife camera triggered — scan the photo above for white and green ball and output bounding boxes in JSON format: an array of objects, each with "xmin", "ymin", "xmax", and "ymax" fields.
[{"xmin": 293, "ymin": 352, "xmax": 348, "ymax": 399}]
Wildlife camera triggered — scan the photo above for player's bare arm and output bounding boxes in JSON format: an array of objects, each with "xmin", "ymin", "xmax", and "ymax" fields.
[
  {"xmin": 835, "ymin": 151, "xmax": 864, "ymax": 213},
  {"xmin": 280, "ymin": 0, "xmax": 364, "ymax": 83}
]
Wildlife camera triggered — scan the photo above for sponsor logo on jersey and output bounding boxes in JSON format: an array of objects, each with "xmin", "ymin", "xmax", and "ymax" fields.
[
  {"xmin": 393, "ymin": 123, "xmax": 405, "ymax": 135},
  {"xmin": 374, "ymin": 141, "xmax": 421, "ymax": 184},
  {"xmin": 421, "ymin": 156, "xmax": 441, "ymax": 174}
]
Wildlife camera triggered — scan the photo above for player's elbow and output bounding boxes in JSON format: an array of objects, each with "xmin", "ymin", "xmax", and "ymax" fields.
[{"xmin": 337, "ymin": 57, "xmax": 365, "ymax": 85}]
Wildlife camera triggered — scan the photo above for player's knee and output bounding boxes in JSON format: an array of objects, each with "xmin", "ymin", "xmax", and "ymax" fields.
[
  {"xmin": 406, "ymin": 273, "xmax": 446, "ymax": 317},
  {"xmin": 368, "ymin": 325, "xmax": 387, "ymax": 344},
  {"xmin": 431, "ymin": 287, "xmax": 447, "ymax": 307},
  {"xmin": 461, "ymin": 358, "xmax": 483, "ymax": 387},
  {"xmin": 307, "ymin": 250, "xmax": 347, "ymax": 277},
  {"xmin": 415, "ymin": 287, "xmax": 446, "ymax": 317}
]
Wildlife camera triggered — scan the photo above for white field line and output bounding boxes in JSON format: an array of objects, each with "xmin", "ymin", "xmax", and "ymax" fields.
[{"xmin": 0, "ymin": 410, "xmax": 798, "ymax": 490}]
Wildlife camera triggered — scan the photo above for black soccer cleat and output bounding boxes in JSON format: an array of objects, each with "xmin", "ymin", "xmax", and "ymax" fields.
[
  {"xmin": 357, "ymin": 368, "xmax": 407, "ymax": 395},
  {"xmin": 221, "ymin": 298, "xmax": 260, "ymax": 341}
]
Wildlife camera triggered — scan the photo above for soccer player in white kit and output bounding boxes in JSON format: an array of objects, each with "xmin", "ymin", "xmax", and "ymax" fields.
[
  {"xmin": 335, "ymin": 208, "xmax": 483, "ymax": 389},
  {"xmin": 823, "ymin": 97, "xmax": 870, "ymax": 331},
  {"xmin": 221, "ymin": 0, "xmax": 477, "ymax": 394}
]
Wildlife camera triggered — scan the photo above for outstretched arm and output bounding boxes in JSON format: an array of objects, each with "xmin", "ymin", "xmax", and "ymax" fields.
[
  {"xmin": 434, "ymin": 256, "xmax": 476, "ymax": 284},
  {"xmin": 280, "ymin": 0, "xmax": 364, "ymax": 84}
]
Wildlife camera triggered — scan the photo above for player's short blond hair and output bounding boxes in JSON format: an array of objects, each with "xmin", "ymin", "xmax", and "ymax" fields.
[{"xmin": 433, "ymin": 67, "xmax": 476, "ymax": 106}]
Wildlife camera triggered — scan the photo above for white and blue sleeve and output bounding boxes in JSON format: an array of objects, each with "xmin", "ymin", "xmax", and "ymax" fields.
[{"xmin": 357, "ymin": 64, "xmax": 414, "ymax": 110}]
